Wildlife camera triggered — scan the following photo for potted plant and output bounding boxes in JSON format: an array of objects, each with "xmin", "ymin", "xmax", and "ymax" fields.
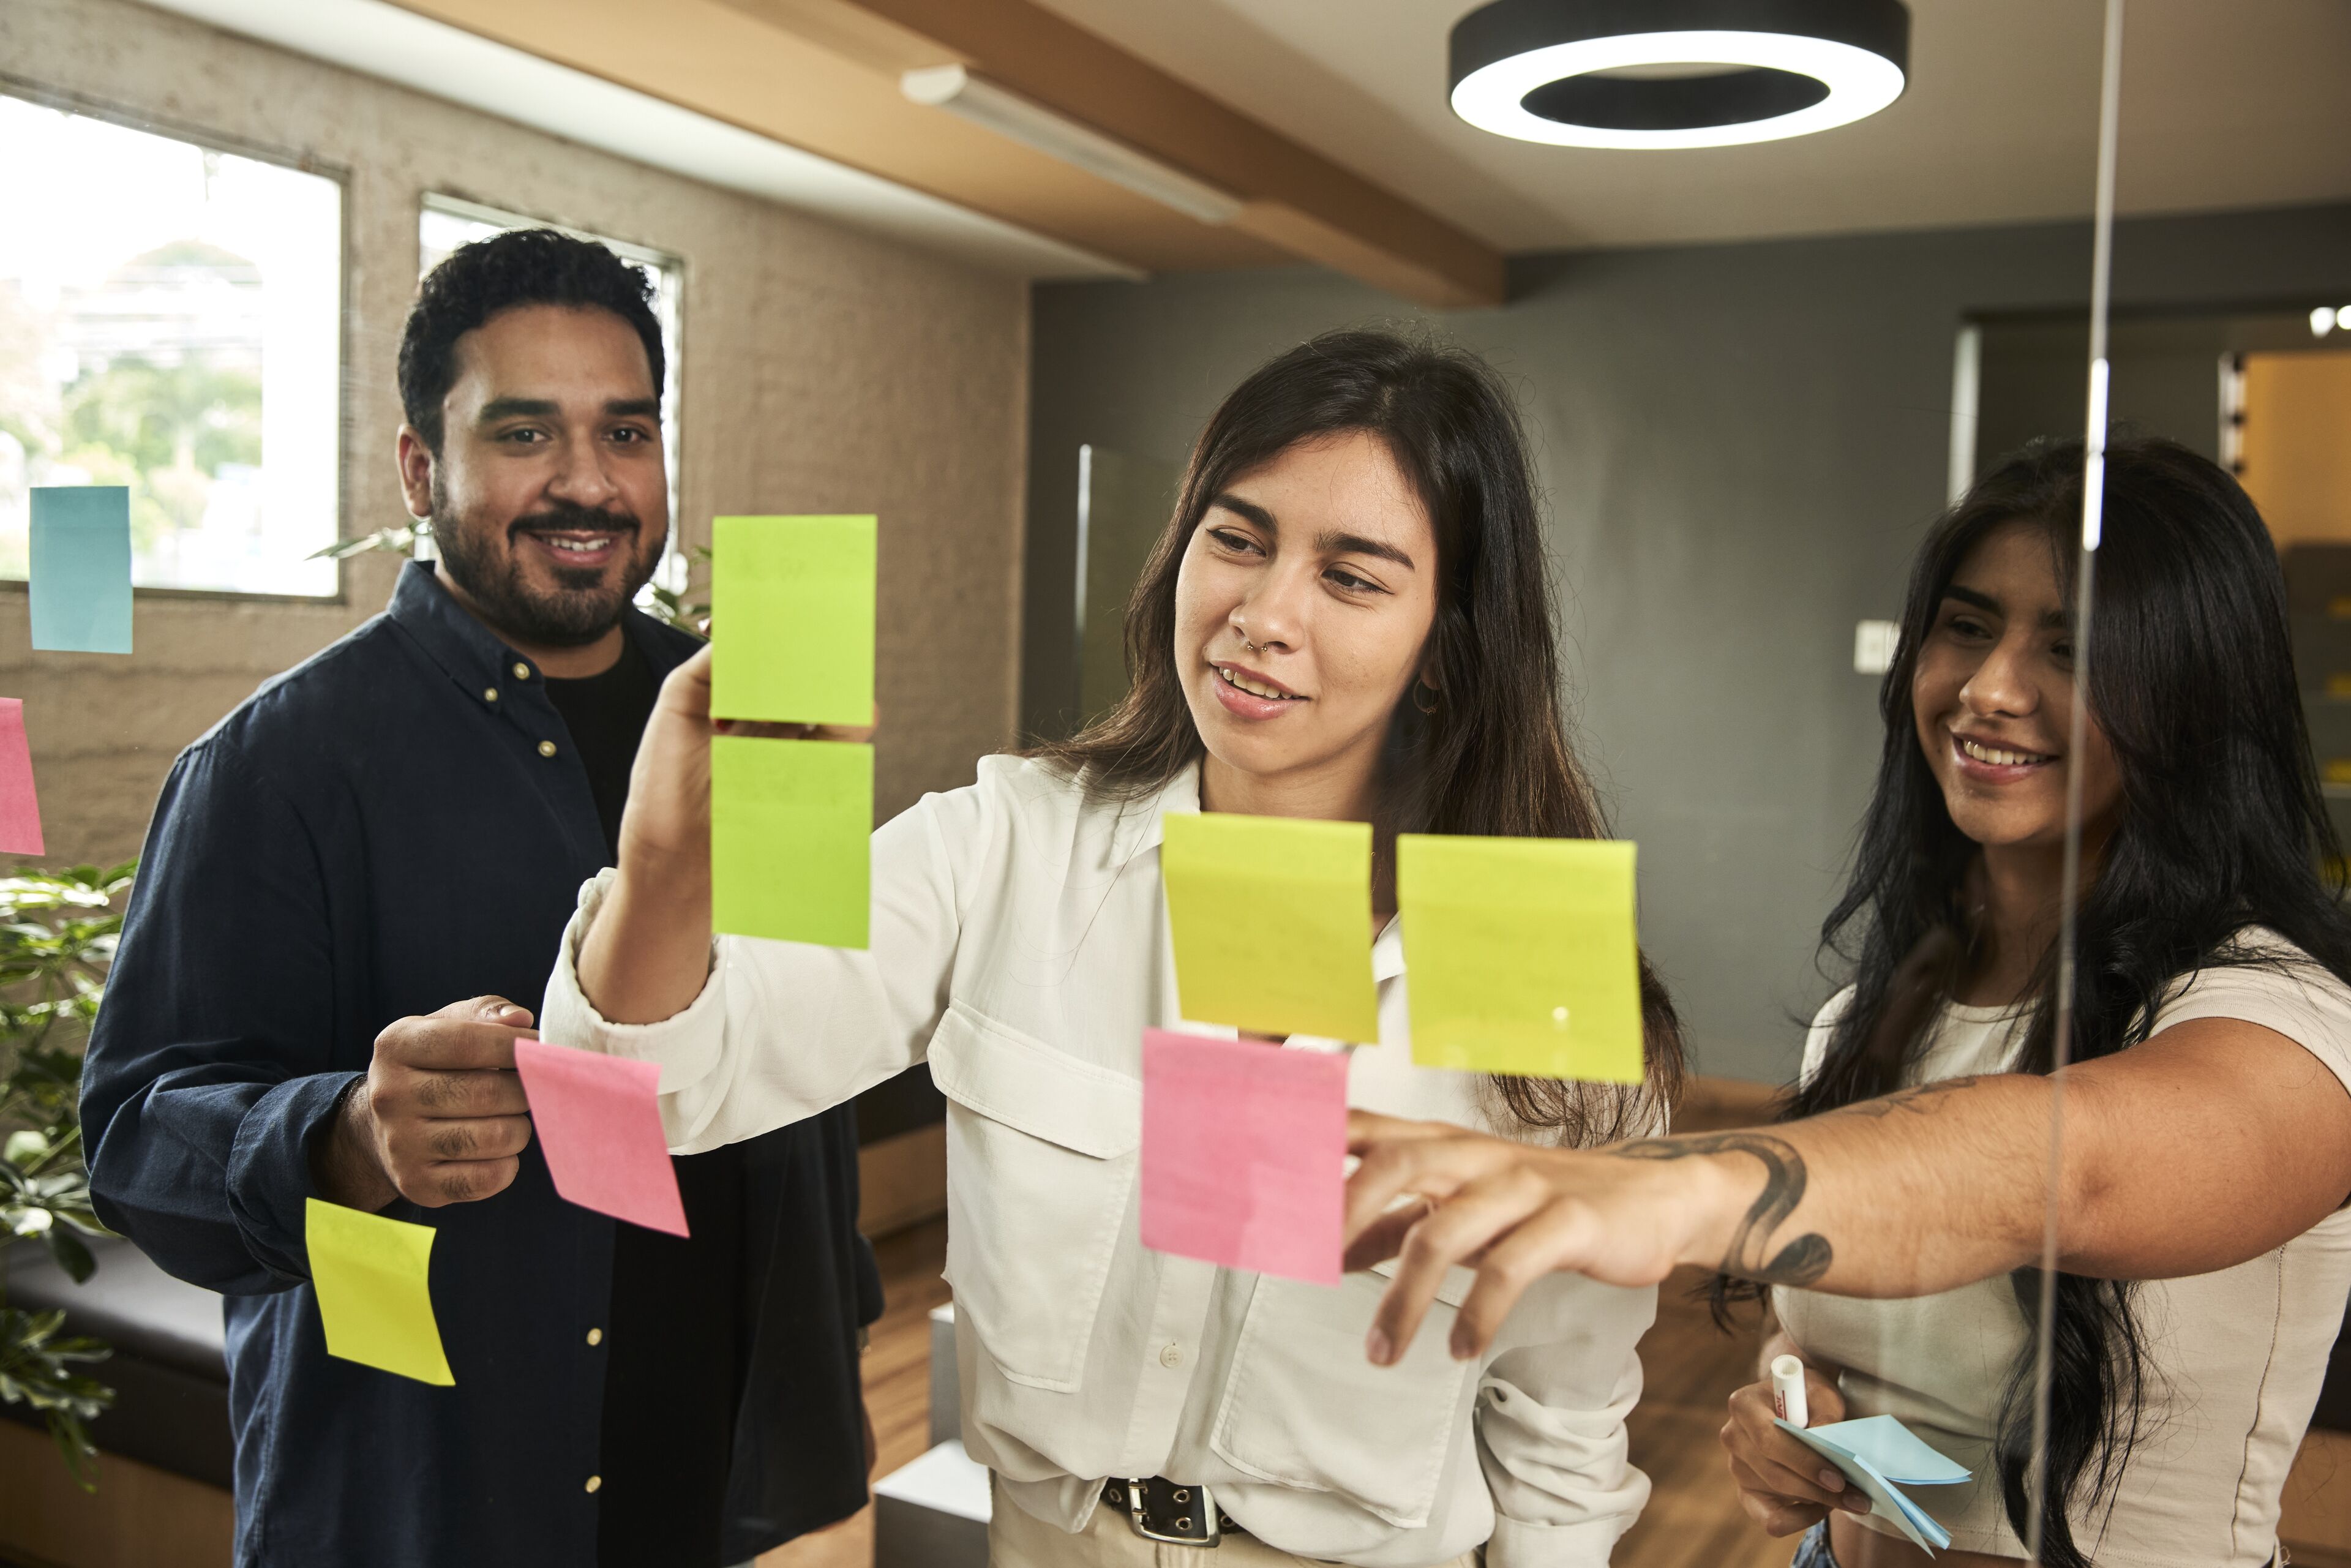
[{"xmin": 0, "ymin": 862, "xmax": 133, "ymax": 1485}]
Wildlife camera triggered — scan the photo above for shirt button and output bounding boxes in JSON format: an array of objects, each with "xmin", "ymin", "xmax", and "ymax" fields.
[
  {"xmin": 512, "ymin": 661, "xmax": 531, "ymax": 680},
  {"xmin": 538, "ymin": 740, "xmax": 557, "ymax": 758},
  {"xmin": 482, "ymin": 688, "xmax": 499, "ymax": 703},
  {"xmin": 585, "ymin": 1327, "xmax": 602, "ymax": 1346},
  {"xmin": 1159, "ymin": 1343, "xmax": 1183, "ymax": 1369},
  {"xmin": 584, "ymin": 1475, "xmax": 601, "ymax": 1494}
]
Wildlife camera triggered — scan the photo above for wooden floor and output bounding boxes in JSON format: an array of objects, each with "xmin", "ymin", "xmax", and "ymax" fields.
[{"xmin": 758, "ymin": 1218, "xmax": 952, "ymax": 1568}]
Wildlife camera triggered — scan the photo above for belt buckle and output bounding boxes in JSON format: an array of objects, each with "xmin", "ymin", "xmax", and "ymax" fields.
[{"xmin": 1114, "ymin": 1477, "xmax": 1221, "ymax": 1547}]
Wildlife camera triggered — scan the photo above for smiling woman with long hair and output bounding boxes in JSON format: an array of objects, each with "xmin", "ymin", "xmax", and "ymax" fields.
[
  {"xmin": 544, "ymin": 329, "xmax": 1684, "ymax": 1567},
  {"xmin": 1343, "ymin": 436, "xmax": 2351, "ymax": 1568}
]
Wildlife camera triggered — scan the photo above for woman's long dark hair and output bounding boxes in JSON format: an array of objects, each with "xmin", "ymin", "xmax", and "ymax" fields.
[
  {"xmin": 1030, "ymin": 329, "xmax": 1684, "ymax": 1142},
  {"xmin": 1783, "ymin": 435, "xmax": 2351, "ymax": 1566}
]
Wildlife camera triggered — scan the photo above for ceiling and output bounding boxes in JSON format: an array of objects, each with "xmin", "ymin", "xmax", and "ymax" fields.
[
  {"xmin": 1030, "ymin": 0, "xmax": 2351, "ymax": 252},
  {"xmin": 137, "ymin": 0, "xmax": 2351, "ymax": 302},
  {"xmin": 141, "ymin": 0, "xmax": 1142, "ymax": 279}
]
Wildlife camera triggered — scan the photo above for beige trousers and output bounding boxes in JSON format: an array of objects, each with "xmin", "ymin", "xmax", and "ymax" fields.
[{"xmin": 986, "ymin": 1475, "xmax": 1483, "ymax": 1568}]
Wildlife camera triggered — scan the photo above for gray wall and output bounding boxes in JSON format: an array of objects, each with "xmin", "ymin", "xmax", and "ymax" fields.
[{"xmin": 1023, "ymin": 203, "xmax": 2351, "ymax": 1084}]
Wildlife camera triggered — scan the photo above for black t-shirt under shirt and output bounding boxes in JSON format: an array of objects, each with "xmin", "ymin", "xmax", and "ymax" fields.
[{"xmin": 546, "ymin": 641, "xmax": 747, "ymax": 1568}]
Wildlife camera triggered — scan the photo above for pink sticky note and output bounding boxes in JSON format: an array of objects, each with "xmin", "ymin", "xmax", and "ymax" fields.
[
  {"xmin": 514, "ymin": 1038, "xmax": 688, "ymax": 1236},
  {"xmin": 1141, "ymin": 1028, "xmax": 1348, "ymax": 1285},
  {"xmin": 0, "ymin": 700, "xmax": 43, "ymax": 856}
]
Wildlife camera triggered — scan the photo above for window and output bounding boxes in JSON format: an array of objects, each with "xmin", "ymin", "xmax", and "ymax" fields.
[
  {"xmin": 0, "ymin": 93, "xmax": 342, "ymax": 597},
  {"xmin": 418, "ymin": 195, "xmax": 687, "ymax": 596}
]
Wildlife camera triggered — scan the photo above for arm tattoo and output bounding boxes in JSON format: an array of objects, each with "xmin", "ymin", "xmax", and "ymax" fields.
[
  {"xmin": 1828, "ymin": 1075, "xmax": 1985, "ymax": 1120},
  {"xmin": 1611, "ymin": 1133, "xmax": 1833, "ymax": 1286}
]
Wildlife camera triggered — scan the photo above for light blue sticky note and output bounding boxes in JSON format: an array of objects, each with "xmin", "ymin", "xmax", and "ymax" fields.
[
  {"xmin": 1776, "ymin": 1417, "xmax": 1968, "ymax": 1554},
  {"xmin": 29, "ymin": 487, "xmax": 133, "ymax": 654},
  {"xmin": 1812, "ymin": 1415, "xmax": 1971, "ymax": 1486}
]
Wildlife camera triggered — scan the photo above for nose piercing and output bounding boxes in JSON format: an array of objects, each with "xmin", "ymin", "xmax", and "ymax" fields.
[{"xmin": 1240, "ymin": 636, "xmax": 1259, "ymax": 653}]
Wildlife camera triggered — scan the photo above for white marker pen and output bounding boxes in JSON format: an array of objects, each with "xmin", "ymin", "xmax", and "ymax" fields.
[{"xmin": 1771, "ymin": 1353, "xmax": 1810, "ymax": 1427}]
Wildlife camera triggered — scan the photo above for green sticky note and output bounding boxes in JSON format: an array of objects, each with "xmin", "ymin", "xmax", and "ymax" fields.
[
  {"xmin": 1160, "ymin": 812, "xmax": 1379, "ymax": 1041},
  {"xmin": 1398, "ymin": 835, "xmax": 1644, "ymax": 1084},
  {"xmin": 304, "ymin": 1198, "xmax": 454, "ymax": 1386},
  {"xmin": 710, "ymin": 514, "xmax": 876, "ymax": 724},
  {"xmin": 711, "ymin": 735, "xmax": 871, "ymax": 948}
]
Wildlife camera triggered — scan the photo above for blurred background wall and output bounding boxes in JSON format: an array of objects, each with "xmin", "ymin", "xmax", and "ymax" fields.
[{"xmin": 1020, "ymin": 204, "xmax": 2351, "ymax": 1081}]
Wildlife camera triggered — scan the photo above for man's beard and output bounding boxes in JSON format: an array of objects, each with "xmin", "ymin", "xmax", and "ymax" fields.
[{"xmin": 431, "ymin": 482, "xmax": 659, "ymax": 648}]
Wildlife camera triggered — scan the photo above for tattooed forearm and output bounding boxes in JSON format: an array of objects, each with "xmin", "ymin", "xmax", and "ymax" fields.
[
  {"xmin": 1612, "ymin": 1133, "xmax": 1832, "ymax": 1286},
  {"xmin": 1829, "ymin": 1075, "xmax": 1985, "ymax": 1120}
]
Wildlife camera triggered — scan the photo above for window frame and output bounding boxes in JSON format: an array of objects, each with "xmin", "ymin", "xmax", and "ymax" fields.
[{"xmin": 0, "ymin": 70, "xmax": 355, "ymax": 606}]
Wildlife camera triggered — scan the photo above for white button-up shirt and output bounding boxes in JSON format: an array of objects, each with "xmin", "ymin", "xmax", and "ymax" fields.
[{"xmin": 542, "ymin": 756, "xmax": 1658, "ymax": 1567}]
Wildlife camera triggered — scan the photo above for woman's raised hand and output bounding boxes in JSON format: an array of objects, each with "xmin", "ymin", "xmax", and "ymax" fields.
[
  {"xmin": 1719, "ymin": 1354, "xmax": 1872, "ymax": 1536},
  {"xmin": 616, "ymin": 645, "xmax": 880, "ymax": 875},
  {"xmin": 615, "ymin": 643, "xmax": 718, "ymax": 875},
  {"xmin": 1345, "ymin": 1109, "xmax": 1739, "ymax": 1365},
  {"xmin": 585, "ymin": 643, "xmax": 876, "ymax": 1025}
]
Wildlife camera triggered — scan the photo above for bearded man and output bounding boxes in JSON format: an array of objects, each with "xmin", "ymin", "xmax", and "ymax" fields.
[{"xmin": 82, "ymin": 230, "xmax": 878, "ymax": 1568}]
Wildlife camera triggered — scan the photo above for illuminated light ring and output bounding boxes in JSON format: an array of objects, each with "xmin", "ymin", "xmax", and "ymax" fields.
[{"xmin": 1449, "ymin": 2, "xmax": 1910, "ymax": 151}]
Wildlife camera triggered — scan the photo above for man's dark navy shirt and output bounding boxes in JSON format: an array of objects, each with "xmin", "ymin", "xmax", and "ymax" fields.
[{"xmin": 81, "ymin": 562, "xmax": 880, "ymax": 1567}]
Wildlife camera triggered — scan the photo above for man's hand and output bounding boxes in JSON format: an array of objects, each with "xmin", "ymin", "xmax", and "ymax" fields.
[{"xmin": 310, "ymin": 996, "xmax": 537, "ymax": 1210}]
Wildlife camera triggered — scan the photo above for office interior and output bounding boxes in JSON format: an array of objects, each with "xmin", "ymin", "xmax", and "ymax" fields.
[{"xmin": 1, "ymin": 0, "xmax": 2347, "ymax": 1565}]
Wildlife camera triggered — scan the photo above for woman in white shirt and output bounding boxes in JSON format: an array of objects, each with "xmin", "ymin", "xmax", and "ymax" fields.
[
  {"xmin": 544, "ymin": 330, "xmax": 1687, "ymax": 1567},
  {"xmin": 1340, "ymin": 436, "xmax": 2351, "ymax": 1568}
]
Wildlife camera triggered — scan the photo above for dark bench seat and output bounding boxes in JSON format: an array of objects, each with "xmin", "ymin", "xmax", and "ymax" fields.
[{"xmin": 2, "ymin": 1236, "xmax": 231, "ymax": 1490}]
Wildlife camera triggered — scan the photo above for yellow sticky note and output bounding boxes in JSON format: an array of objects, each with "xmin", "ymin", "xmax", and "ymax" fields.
[
  {"xmin": 305, "ymin": 1198, "xmax": 454, "ymax": 1386},
  {"xmin": 710, "ymin": 735, "xmax": 872, "ymax": 948},
  {"xmin": 1398, "ymin": 835, "xmax": 1644, "ymax": 1084},
  {"xmin": 1160, "ymin": 812, "xmax": 1379, "ymax": 1041},
  {"xmin": 710, "ymin": 514, "xmax": 877, "ymax": 725}
]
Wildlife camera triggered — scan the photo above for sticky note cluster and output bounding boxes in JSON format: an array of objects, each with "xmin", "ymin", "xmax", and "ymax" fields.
[
  {"xmin": 1774, "ymin": 1415, "xmax": 1970, "ymax": 1553},
  {"xmin": 1141, "ymin": 1029, "xmax": 1348, "ymax": 1284},
  {"xmin": 305, "ymin": 1198, "xmax": 453, "ymax": 1386},
  {"xmin": 1154, "ymin": 811, "xmax": 1644, "ymax": 1082},
  {"xmin": 707, "ymin": 515, "xmax": 876, "ymax": 949}
]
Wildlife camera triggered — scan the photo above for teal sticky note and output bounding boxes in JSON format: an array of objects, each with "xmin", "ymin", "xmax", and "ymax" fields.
[
  {"xmin": 29, "ymin": 487, "xmax": 132, "ymax": 655},
  {"xmin": 710, "ymin": 735, "xmax": 872, "ymax": 948}
]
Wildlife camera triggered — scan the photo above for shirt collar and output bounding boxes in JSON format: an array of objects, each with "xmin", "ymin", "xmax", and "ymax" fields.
[
  {"xmin": 386, "ymin": 559, "xmax": 530, "ymax": 696},
  {"xmin": 1103, "ymin": 754, "xmax": 1201, "ymax": 866},
  {"xmin": 385, "ymin": 558, "xmax": 692, "ymax": 702},
  {"xmin": 1113, "ymin": 755, "xmax": 1409, "ymax": 984}
]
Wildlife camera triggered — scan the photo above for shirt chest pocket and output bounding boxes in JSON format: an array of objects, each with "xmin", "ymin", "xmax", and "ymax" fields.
[
  {"xmin": 1208, "ymin": 1259, "xmax": 1479, "ymax": 1528},
  {"xmin": 928, "ymin": 1000, "xmax": 1141, "ymax": 1394}
]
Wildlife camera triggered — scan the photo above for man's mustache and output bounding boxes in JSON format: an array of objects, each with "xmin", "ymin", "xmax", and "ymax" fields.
[{"xmin": 507, "ymin": 502, "xmax": 641, "ymax": 541}]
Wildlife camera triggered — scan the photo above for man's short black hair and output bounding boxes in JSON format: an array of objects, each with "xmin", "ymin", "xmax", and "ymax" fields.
[{"xmin": 397, "ymin": 228, "xmax": 664, "ymax": 451}]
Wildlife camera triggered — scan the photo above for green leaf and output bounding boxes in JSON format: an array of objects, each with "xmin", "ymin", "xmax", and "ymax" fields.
[{"xmin": 43, "ymin": 1226, "xmax": 94, "ymax": 1283}]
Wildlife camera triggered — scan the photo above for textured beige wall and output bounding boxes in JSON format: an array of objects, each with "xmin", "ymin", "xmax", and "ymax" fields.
[{"xmin": 1, "ymin": 0, "xmax": 1030, "ymax": 865}]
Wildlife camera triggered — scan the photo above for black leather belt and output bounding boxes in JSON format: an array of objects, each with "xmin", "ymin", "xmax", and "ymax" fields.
[{"xmin": 1101, "ymin": 1477, "xmax": 1240, "ymax": 1546}]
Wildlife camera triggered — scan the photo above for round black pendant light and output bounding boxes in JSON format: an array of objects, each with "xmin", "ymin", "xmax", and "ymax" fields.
[{"xmin": 1449, "ymin": 0, "xmax": 1910, "ymax": 149}]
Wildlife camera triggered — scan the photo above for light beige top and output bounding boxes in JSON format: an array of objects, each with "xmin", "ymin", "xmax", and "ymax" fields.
[{"xmin": 1775, "ymin": 929, "xmax": 2351, "ymax": 1567}]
